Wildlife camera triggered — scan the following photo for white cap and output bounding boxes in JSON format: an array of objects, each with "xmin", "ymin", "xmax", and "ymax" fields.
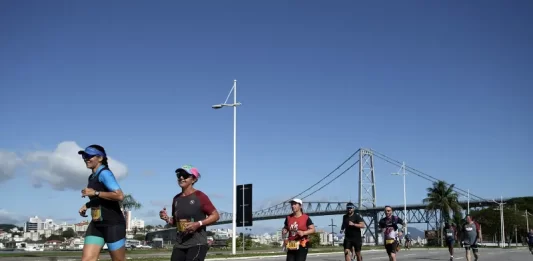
[{"xmin": 290, "ymin": 198, "xmax": 303, "ymax": 205}]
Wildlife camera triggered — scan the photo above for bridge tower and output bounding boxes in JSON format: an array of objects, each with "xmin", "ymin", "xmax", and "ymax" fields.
[
  {"xmin": 358, "ymin": 148, "xmax": 380, "ymax": 245},
  {"xmin": 358, "ymin": 148, "xmax": 377, "ymax": 209}
]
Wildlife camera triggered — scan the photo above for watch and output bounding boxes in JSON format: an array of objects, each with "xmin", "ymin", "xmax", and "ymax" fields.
[{"xmin": 95, "ymin": 191, "xmax": 100, "ymax": 197}]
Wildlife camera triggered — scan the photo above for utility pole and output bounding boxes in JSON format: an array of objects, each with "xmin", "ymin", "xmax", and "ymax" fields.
[
  {"xmin": 329, "ymin": 219, "xmax": 337, "ymax": 246},
  {"xmin": 391, "ymin": 162, "xmax": 408, "ymax": 235},
  {"xmin": 524, "ymin": 210, "xmax": 530, "ymax": 231},
  {"xmin": 514, "ymin": 204, "xmax": 518, "ymax": 247},
  {"xmin": 467, "ymin": 189, "xmax": 470, "ymax": 215}
]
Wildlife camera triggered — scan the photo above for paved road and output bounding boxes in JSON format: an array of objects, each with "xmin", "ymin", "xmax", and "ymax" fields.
[
  {"xmin": 0, "ymin": 248, "xmax": 531, "ymax": 261},
  {"xmin": 209, "ymin": 248, "xmax": 532, "ymax": 261}
]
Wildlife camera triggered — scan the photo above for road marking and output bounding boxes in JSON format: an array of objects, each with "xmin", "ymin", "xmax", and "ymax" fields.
[
  {"xmin": 368, "ymin": 257, "xmax": 388, "ymax": 260},
  {"xmin": 428, "ymin": 251, "xmax": 439, "ymax": 254},
  {"xmin": 454, "ymin": 257, "xmax": 464, "ymax": 260}
]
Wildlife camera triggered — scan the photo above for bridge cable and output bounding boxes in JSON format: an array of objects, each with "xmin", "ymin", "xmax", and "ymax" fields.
[
  {"xmin": 280, "ymin": 149, "xmax": 360, "ymax": 204},
  {"xmin": 301, "ymin": 159, "xmax": 360, "ymax": 200},
  {"xmin": 370, "ymin": 150, "xmax": 489, "ymax": 202},
  {"xmin": 371, "ymin": 151, "xmax": 477, "ymax": 199}
]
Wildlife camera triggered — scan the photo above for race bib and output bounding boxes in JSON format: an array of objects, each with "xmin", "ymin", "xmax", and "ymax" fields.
[
  {"xmin": 287, "ymin": 240, "xmax": 299, "ymax": 250},
  {"xmin": 385, "ymin": 239, "xmax": 395, "ymax": 244},
  {"xmin": 91, "ymin": 206, "xmax": 102, "ymax": 221},
  {"xmin": 177, "ymin": 219, "xmax": 188, "ymax": 232},
  {"xmin": 447, "ymin": 232, "xmax": 453, "ymax": 237}
]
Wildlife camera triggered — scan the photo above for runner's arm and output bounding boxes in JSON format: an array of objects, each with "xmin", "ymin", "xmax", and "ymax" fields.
[
  {"xmin": 353, "ymin": 214, "xmax": 365, "ymax": 228},
  {"xmin": 378, "ymin": 219, "xmax": 386, "ymax": 232},
  {"xmin": 198, "ymin": 191, "xmax": 220, "ymax": 226},
  {"xmin": 282, "ymin": 217, "xmax": 289, "ymax": 235},
  {"xmin": 303, "ymin": 217, "xmax": 315, "ymax": 235},
  {"xmin": 97, "ymin": 170, "xmax": 124, "ymax": 201},
  {"xmin": 167, "ymin": 196, "xmax": 176, "ymax": 226},
  {"xmin": 340, "ymin": 215, "xmax": 346, "ymax": 230},
  {"xmin": 397, "ymin": 217, "xmax": 406, "ymax": 232}
]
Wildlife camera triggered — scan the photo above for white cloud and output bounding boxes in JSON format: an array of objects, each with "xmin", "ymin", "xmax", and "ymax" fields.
[
  {"xmin": 0, "ymin": 209, "xmax": 23, "ymax": 225},
  {"xmin": 24, "ymin": 141, "xmax": 128, "ymax": 191},
  {"xmin": 0, "ymin": 151, "xmax": 23, "ymax": 183}
]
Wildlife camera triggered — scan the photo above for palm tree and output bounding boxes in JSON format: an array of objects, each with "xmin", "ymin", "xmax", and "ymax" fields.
[
  {"xmin": 121, "ymin": 194, "xmax": 142, "ymax": 211},
  {"xmin": 423, "ymin": 181, "xmax": 462, "ymax": 246}
]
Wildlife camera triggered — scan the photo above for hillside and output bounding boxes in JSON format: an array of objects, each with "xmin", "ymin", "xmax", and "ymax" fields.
[{"xmin": 0, "ymin": 224, "xmax": 17, "ymax": 231}]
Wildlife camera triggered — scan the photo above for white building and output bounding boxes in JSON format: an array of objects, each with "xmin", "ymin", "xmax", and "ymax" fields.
[
  {"xmin": 125, "ymin": 211, "xmax": 132, "ymax": 231},
  {"xmin": 24, "ymin": 216, "xmax": 59, "ymax": 233},
  {"xmin": 130, "ymin": 217, "xmax": 145, "ymax": 230}
]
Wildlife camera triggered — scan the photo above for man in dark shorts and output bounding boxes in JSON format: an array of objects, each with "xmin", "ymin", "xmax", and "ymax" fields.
[
  {"xmin": 340, "ymin": 203, "xmax": 365, "ymax": 261},
  {"xmin": 378, "ymin": 206, "xmax": 405, "ymax": 261},
  {"xmin": 444, "ymin": 222, "xmax": 457, "ymax": 260},
  {"xmin": 461, "ymin": 215, "xmax": 480, "ymax": 261}
]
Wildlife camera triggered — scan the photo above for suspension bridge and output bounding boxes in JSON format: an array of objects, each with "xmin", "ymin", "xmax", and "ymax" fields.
[{"xmin": 147, "ymin": 148, "xmax": 510, "ymax": 244}]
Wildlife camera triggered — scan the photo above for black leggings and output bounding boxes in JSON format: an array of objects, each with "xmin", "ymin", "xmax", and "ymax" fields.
[
  {"xmin": 286, "ymin": 247, "xmax": 308, "ymax": 261},
  {"xmin": 171, "ymin": 245, "xmax": 209, "ymax": 261}
]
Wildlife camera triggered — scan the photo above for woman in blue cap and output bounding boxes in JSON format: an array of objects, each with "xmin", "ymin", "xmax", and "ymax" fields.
[{"xmin": 78, "ymin": 144, "xmax": 126, "ymax": 261}]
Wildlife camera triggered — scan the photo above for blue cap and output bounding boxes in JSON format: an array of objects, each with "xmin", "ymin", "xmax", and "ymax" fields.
[{"xmin": 78, "ymin": 146, "xmax": 106, "ymax": 157}]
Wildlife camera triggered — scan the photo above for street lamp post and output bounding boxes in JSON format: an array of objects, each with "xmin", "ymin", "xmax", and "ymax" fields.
[
  {"xmin": 524, "ymin": 210, "xmax": 530, "ymax": 231},
  {"xmin": 212, "ymin": 79, "xmax": 242, "ymax": 255},
  {"xmin": 392, "ymin": 162, "xmax": 408, "ymax": 236},
  {"xmin": 492, "ymin": 196, "xmax": 506, "ymax": 248}
]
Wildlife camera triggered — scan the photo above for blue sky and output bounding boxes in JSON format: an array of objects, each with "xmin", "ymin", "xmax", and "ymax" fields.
[{"xmin": 0, "ymin": 0, "xmax": 531, "ymax": 234}]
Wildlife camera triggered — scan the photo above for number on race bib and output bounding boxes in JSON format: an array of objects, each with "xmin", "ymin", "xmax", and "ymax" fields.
[
  {"xmin": 91, "ymin": 206, "xmax": 102, "ymax": 221},
  {"xmin": 177, "ymin": 219, "xmax": 188, "ymax": 232},
  {"xmin": 287, "ymin": 240, "xmax": 300, "ymax": 250}
]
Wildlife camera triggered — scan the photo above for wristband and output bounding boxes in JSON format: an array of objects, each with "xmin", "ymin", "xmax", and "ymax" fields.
[{"xmin": 199, "ymin": 221, "xmax": 203, "ymax": 226}]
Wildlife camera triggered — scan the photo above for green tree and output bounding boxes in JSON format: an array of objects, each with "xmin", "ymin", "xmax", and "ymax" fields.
[
  {"xmin": 46, "ymin": 235, "xmax": 64, "ymax": 241},
  {"xmin": 121, "ymin": 194, "xmax": 142, "ymax": 211},
  {"xmin": 308, "ymin": 232, "xmax": 321, "ymax": 248},
  {"xmin": 471, "ymin": 206, "xmax": 528, "ymax": 243},
  {"xmin": 61, "ymin": 228, "xmax": 76, "ymax": 238},
  {"xmin": 423, "ymin": 181, "xmax": 462, "ymax": 246},
  {"xmin": 145, "ymin": 225, "xmax": 154, "ymax": 231},
  {"xmin": 134, "ymin": 234, "xmax": 145, "ymax": 241}
]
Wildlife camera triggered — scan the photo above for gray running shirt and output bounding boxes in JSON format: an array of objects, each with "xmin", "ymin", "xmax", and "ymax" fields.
[
  {"xmin": 171, "ymin": 190, "xmax": 217, "ymax": 249},
  {"xmin": 462, "ymin": 222, "xmax": 478, "ymax": 245},
  {"xmin": 445, "ymin": 228, "xmax": 455, "ymax": 240}
]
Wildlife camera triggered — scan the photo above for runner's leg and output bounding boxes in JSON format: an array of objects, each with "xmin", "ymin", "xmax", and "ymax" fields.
[
  {"xmin": 343, "ymin": 239, "xmax": 353, "ymax": 261},
  {"xmin": 472, "ymin": 244, "xmax": 479, "ymax": 261},
  {"xmin": 82, "ymin": 222, "xmax": 104, "ymax": 261},
  {"xmin": 353, "ymin": 239, "xmax": 363, "ymax": 261},
  {"xmin": 184, "ymin": 245, "xmax": 208, "ymax": 261},
  {"xmin": 103, "ymin": 224, "xmax": 126, "ymax": 261}
]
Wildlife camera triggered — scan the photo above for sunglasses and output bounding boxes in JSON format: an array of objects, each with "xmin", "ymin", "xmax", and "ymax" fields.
[
  {"xmin": 346, "ymin": 207, "xmax": 354, "ymax": 210},
  {"xmin": 176, "ymin": 171, "xmax": 193, "ymax": 180},
  {"xmin": 81, "ymin": 154, "xmax": 97, "ymax": 160}
]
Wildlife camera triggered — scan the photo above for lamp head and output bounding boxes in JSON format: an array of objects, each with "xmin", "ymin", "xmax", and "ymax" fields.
[{"xmin": 212, "ymin": 104, "xmax": 223, "ymax": 109}]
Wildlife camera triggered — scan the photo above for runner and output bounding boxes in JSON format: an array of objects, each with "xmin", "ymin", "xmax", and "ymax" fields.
[
  {"xmin": 527, "ymin": 228, "xmax": 533, "ymax": 254},
  {"xmin": 159, "ymin": 165, "xmax": 220, "ymax": 261},
  {"xmin": 282, "ymin": 198, "xmax": 316, "ymax": 261},
  {"xmin": 378, "ymin": 206, "xmax": 405, "ymax": 261},
  {"xmin": 404, "ymin": 232, "xmax": 412, "ymax": 250},
  {"xmin": 461, "ymin": 215, "xmax": 480, "ymax": 261},
  {"xmin": 340, "ymin": 202, "xmax": 365, "ymax": 261},
  {"xmin": 78, "ymin": 144, "xmax": 127, "ymax": 261},
  {"xmin": 444, "ymin": 222, "xmax": 457, "ymax": 260}
]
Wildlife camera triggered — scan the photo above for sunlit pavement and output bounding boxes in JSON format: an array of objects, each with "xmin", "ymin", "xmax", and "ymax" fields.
[{"xmin": 1, "ymin": 248, "xmax": 531, "ymax": 261}]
